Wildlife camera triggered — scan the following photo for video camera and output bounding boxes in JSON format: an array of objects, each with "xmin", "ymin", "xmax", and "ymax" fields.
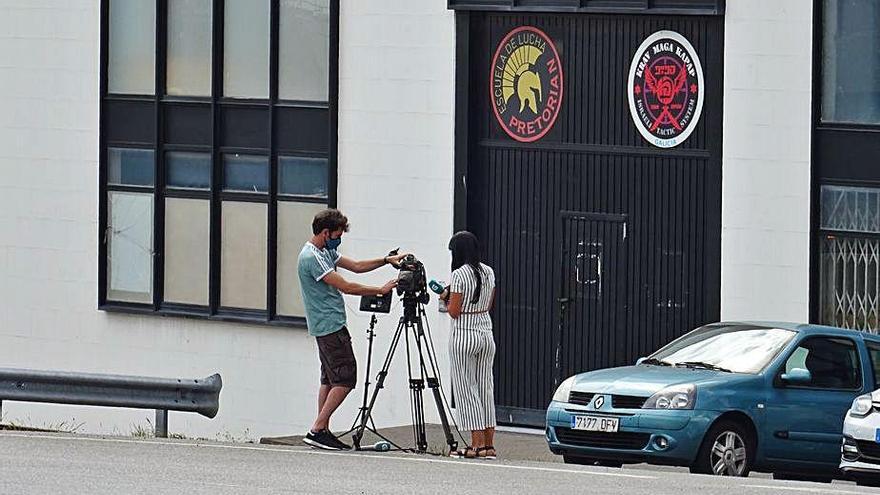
[
  {"xmin": 395, "ymin": 254, "xmax": 429, "ymax": 303},
  {"xmin": 359, "ymin": 250, "xmax": 430, "ymax": 314}
]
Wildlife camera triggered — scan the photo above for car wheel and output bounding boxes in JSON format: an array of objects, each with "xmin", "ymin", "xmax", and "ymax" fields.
[
  {"xmin": 563, "ymin": 455, "xmax": 622, "ymax": 468},
  {"xmin": 690, "ymin": 420, "xmax": 753, "ymax": 477}
]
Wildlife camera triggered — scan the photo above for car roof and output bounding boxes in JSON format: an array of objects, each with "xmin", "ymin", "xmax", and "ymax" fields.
[{"xmin": 714, "ymin": 320, "xmax": 880, "ymax": 342}]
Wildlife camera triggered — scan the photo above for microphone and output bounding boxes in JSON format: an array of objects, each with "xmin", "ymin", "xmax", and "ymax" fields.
[
  {"xmin": 360, "ymin": 440, "xmax": 391, "ymax": 452},
  {"xmin": 429, "ymin": 279, "xmax": 446, "ymax": 295}
]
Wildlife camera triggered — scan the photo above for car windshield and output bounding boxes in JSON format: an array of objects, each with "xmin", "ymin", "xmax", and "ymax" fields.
[{"xmin": 648, "ymin": 325, "xmax": 797, "ymax": 374}]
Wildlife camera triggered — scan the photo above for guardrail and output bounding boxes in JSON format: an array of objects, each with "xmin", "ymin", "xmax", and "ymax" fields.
[{"xmin": 0, "ymin": 368, "xmax": 222, "ymax": 437}]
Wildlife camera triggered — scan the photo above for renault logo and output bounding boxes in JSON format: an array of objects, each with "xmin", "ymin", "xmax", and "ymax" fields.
[{"xmin": 593, "ymin": 395, "xmax": 605, "ymax": 409}]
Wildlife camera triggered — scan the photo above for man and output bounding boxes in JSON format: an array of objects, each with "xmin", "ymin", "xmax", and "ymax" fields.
[{"xmin": 298, "ymin": 208, "xmax": 403, "ymax": 450}]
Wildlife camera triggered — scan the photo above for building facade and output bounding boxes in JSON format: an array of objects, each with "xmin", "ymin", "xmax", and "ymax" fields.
[{"xmin": 0, "ymin": 0, "xmax": 863, "ymax": 436}]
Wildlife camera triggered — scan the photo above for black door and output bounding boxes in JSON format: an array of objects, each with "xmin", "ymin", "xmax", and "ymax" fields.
[{"xmin": 556, "ymin": 212, "xmax": 628, "ymax": 388}]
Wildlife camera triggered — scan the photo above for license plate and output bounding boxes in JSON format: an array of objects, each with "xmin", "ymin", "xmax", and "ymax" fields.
[{"xmin": 571, "ymin": 415, "xmax": 619, "ymax": 432}]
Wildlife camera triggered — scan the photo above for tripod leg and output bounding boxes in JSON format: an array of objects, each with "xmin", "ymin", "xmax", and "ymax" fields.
[
  {"xmin": 410, "ymin": 378, "xmax": 427, "ymax": 452},
  {"xmin": 353, "ymin": 318, "xmax": 405, "ymax": 449},
  {"xmin": 341, "ymin": 315, "xmax": 380, "ymax": 437},
  {"xmin": 414, "ymin": 315, "xmax": 459, "ymax": 453},
  {"xmin": 427, "ymin": 377, "xmax": 458, "ymax": 452}
]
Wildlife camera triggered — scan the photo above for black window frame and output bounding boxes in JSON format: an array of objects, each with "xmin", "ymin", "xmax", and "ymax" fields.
[{"xmin": 98, "ymin": 0, "xmax": 340, "ymax": 328}]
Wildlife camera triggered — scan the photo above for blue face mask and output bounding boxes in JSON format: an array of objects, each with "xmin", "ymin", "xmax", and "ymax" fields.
[{"xmin": 325, "ymin": 235, "xmax": 342, "ymax": 250}]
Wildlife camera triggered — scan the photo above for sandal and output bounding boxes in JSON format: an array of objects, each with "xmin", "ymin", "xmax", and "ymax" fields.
[
  {"xmin": 477, "ymin": 446, "xmax": 497, "ymax": 460},
  {"xmin": 450, "ymin": 447, "xmax": 477, "ymax": 459}
]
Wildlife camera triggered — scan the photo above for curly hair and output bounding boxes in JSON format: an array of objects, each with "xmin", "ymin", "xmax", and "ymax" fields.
[{"xmin": 312, "ymin": 209, "xmax": 350, "ymax": 235}]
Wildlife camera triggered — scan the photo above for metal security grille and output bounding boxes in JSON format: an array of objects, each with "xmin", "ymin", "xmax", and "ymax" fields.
[
  {"xmin": 820, "ymin": 235, "xmax": 880, "ymax": 332},
  {"xmin": 821, "ymin": 186, "xmax": 880, "ymax": 234}
]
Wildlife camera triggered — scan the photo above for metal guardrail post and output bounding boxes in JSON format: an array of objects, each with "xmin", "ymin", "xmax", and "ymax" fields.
[{"xmin": 155, "ymin": 409, "xmax": 168, "ymax": 438}]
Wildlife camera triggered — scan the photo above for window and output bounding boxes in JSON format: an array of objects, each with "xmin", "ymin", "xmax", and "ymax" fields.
[
  {"xmin": 651, "ymin": 325, "xmax": 796, "ymax": 374},
  {"xmin": 279, "ymin": 0, "xmax": 330, "ymax": 101},
  {"xmin": 223, "ymin": 0, "xmax": 270, "ymax": 98},
  {"xmin": 108, "ymin": 0, "xmax": 155, "ymax": 95},
  {"xmin": 780, "ymin": 337, "xmax": 861, "ymax": 390},
  {"xmin": 822, "ymin": 0, "xmax": 880, "ymax": 124},
  {"xmin": 867, "ymin": 342, "xmax": 880, "ymax": 389},
  {"xmin": 100, "ymin": 1, "xmax": 338, "ymax": 326},
  {"xmin": 106, "ymin": 148, "xmax": 155, "ymax": 304},
  {"xmin": 818, "ymin": 185, "xmax": 880, "ymax": 331},
  {"xmin": 167, "ymin": 0, "xmax": 213, "ymax": 96}
]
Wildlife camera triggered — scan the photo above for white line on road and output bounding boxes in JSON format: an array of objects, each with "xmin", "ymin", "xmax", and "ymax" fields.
[
  {"xmin": 0, "ymin": 432, "xmax": 656, "ymax": 480},
  {"xmin": 746, "ymin": 484, "xmax": 864, "ymax": 494}
]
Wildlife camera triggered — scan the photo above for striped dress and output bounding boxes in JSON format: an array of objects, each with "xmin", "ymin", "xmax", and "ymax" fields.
[{"xmin": 449, "ymin": 262, "xmax": 496, "ymax": 432}]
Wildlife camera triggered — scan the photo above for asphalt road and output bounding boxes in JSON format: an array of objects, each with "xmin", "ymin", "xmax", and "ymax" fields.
[{"xmin": 2, "ymin": 432, "xmax": 879, "ymax": 495}]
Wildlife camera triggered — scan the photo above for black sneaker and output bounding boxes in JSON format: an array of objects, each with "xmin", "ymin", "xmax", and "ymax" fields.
[
  {"xmin": 327, "ymin": 432, "xmax": 351, "ymax": 451},
  {"xmin": 303, "ymin": 429, "xmax": 342, "ymax": 450}
]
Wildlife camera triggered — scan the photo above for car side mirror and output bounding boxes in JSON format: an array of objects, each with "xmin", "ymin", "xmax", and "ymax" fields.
[
  {"xmin": 636, "ymin": 357, "xmax": 647, "ymax": 366},
  {"xmin": 780, "ymin": 367, "xmax": 811, "ymax": 384}
]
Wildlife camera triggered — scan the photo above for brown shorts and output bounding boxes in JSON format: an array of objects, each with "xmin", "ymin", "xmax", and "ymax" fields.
[{"xmin": 317, "ymin": 327, "xmax": 357, "ymax": 389}]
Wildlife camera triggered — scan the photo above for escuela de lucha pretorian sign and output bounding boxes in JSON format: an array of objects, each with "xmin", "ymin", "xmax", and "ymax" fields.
[{"xmin": 490, "ymin": 26, "xmax": 564, "ymax": 143}]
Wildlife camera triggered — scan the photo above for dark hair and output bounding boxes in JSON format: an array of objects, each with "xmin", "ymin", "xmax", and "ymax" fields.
[
  {"xmin": 312, "ymin": 209, "xmax": 350, "ymax": 235},
  {"xmin": 448, "ymin": 231, "xmax": 483, "ymax": 304}
]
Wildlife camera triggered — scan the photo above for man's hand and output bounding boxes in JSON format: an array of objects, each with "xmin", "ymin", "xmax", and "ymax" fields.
[
  {"xmin": 380, "ymin": 278, "xmax": 398, "ymax": 294},
  {"xmin": 385, "ymin": 253, "xmax": 410, "ymax": 266}
]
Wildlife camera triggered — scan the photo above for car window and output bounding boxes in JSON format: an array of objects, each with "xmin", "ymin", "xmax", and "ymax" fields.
[
  {"xmin": 785, "ymin": 347, "xmax": 808, "ymax": 373},
  {"xmin": 782, "ymin": 337, "xmax": 861, "ymax": 390},
  {"xmin": 867, "ymin": 342, "xmax": 880, "ymax": 389},
  {"xmin": 650, "ymin": 325, "xmax": 796, "ymax": 374}
]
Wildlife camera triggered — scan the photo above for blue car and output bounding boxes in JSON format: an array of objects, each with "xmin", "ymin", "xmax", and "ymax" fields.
[{"xmin": 546, "ymin": 322, "xmax": 880, "ymax": 478}]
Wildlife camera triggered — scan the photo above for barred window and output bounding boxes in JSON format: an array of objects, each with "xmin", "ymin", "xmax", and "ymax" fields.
[{"xmin": 819, "ymin": 185, "xmax": 880, "ymax": 332}]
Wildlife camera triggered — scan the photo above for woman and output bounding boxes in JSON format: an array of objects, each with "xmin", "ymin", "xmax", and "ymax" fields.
[{"xmin": 442, "ymin": 231, "xmax": 497, "ymax": 459}]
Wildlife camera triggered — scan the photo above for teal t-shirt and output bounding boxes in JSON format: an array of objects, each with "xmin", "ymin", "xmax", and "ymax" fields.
[{"xmin": 297, "ymin": 242, "xmax": 347, "ymax": 337}]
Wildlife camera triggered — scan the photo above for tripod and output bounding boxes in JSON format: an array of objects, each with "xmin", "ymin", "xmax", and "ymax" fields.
[
  {"xmin": 337, "ymin": 314, "xmax": 400, "ymax": 451},
  {"xmin": 351, "ymin": 295, "xmax": 458, "ymax": 454}
]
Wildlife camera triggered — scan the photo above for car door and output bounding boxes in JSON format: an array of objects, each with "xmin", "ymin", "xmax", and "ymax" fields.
[{"xmin": 763, "ymin": 336, "xmax": 864, "ymax": 466}]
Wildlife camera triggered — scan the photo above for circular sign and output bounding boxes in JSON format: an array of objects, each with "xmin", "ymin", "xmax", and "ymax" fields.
[
  {"xmin": 490, "ymin": 26, "xmax": 564, "ymax": 143},
  {"xmin": 627, "ymin": 30, "xmax": 704, "ymax": 148}
]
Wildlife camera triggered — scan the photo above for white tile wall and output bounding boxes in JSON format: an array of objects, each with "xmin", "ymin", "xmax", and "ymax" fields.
[
  {"xmin": 0, "ymin": 0, "xmax": 457, "ymax": 439},
  {"xmin": 721, "ymin": 0, "xmax": 813, "ymax": 322},
  {"xmin": 336, "ymin": 0, "xmax": 457, "ymax": 426}
]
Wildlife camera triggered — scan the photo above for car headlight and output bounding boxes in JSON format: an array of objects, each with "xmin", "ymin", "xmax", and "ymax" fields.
[
  {"xmin": 850, "ymin": 394, "xmax": 873, "ymax": 417},
  {"xmin": 552, "ymin": 376, "xmax": 576, "ymax": 403},
  {"xmin": 643, "ymin": 384, "xmax": 696, "ymax": 410}
]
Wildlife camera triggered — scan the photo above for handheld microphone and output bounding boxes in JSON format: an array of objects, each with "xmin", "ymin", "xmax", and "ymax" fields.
[
  {"xmin": 429, "ymin": 279, "xmax": 446, "ymax": 294},
  {"xmin": 361, "ymin": 440, "xmax": 391, "ymax": 452}
]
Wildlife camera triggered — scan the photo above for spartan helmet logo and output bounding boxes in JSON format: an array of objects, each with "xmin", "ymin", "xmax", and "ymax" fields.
[{"xmin": 501, "ymin": 45, "xmax": 543, "ymax": 115}]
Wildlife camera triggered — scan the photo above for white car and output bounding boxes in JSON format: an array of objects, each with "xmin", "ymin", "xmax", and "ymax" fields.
[{"xmin": 841, "ymin": 390, "xmax": 880, "ymax": 486}]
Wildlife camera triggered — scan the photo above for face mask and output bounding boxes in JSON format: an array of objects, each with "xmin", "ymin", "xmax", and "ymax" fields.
[{"xmin": 325, "ymin": 234, "xmax": 342, "ymax": 250}]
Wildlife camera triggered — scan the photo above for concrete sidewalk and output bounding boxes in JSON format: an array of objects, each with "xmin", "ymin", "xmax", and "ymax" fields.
[{"xmin": 260, "ymin": 423, "xmax": 559, "ymax": 462}]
